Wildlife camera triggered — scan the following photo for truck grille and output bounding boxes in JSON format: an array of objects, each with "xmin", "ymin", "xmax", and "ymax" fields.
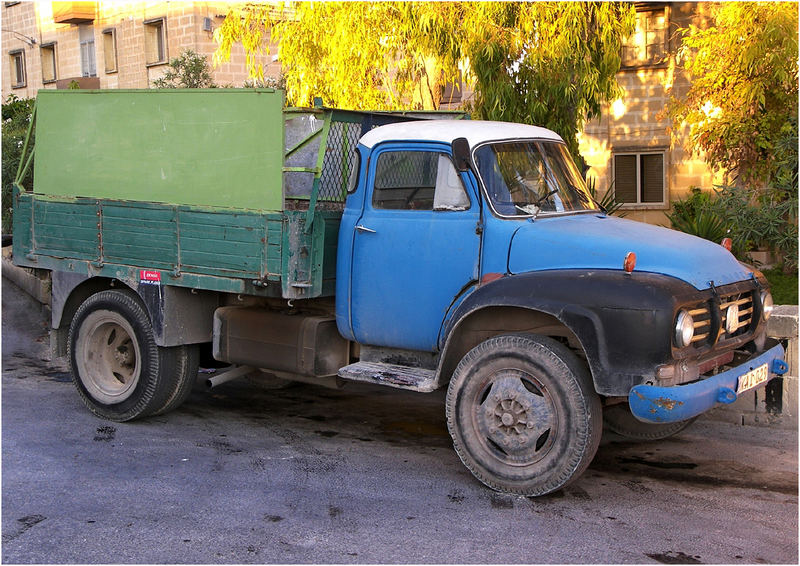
[{"xmin": 687, "ymin": 292, "xmax": 755, "ymax": 347}]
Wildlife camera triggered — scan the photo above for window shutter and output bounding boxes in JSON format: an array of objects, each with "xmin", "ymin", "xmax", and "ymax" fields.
[
  {"xmin": 614, "ymin": 155, "xmax": 637, "ymax": 203},
  {"xmin": 640, "ymin": 154, "xmax": 664, "ymax": 203}
]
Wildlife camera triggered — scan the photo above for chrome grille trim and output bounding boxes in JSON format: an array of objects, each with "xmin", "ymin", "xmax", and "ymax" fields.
[{"xmin": 685, "ymin": 291, "xmax": 756, "ymax": 347}]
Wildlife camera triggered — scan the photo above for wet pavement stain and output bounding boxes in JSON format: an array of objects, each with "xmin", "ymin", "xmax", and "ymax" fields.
[
  {"xmin": 2, "ymin": 515, "xmax": 46, "ymax": 543},
  {"xmin": 489, "ymin": 493, "xmax": 515, "ymax": 509},
  {"xmin": 590, "ymin": 447, "xmax": 798, "ymax": 495},
  {"xmin": 314, "ymin": 430, "xmax": 339, "ymax": 438},
  {"xmin": 646, "ymin": 551, "xmax": 703, "ymax": 564},
  {"xmin": 93, "ymin": 426, "xmax": 116, "ymax": 442},
  {"xmin": 447, "ymin": 489, "xmax": 465, "ymax": 504},
  {"xmin": 619, "ymin": 457, "xmax": 698, "ymax": 470},
  {"xmin": 45, "ymin": 370, "xmax": 71, "ymax": 383}
]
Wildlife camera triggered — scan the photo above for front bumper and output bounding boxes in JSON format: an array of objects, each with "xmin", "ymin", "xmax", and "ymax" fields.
[{"xmin": 629, "ymin": 342, "xmax": 788, "ymax": 423}]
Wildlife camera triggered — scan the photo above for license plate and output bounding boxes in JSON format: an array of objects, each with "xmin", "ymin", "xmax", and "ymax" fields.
[{"xmin": 736, "ymin": 363, "xmax": 769, "ymax": 395}]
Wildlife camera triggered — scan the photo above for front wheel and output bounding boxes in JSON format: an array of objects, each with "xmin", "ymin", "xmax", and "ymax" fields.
[
  {"xmin": 68, "ymin": 290, "xmax": 197, "ymax": 421},
  {"xmin": 446, "ymin": 334, "xmax": 602, "ymax": 496}
]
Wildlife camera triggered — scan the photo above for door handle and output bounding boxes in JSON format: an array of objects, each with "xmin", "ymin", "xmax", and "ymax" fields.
[{"xmin": 356, "ymin": 225, "xmax": 376, "ymax": 233}]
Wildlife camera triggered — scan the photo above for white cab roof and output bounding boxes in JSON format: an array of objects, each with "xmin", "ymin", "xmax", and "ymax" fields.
[{"xmin": 359, "ymin": 119, "xmax": 563, "ymax": 149}]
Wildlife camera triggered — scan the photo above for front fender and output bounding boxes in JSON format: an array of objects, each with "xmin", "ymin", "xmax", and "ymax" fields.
[{"xmin": 440, "ymin": 270, "xmax": 700, "ymax": 396}]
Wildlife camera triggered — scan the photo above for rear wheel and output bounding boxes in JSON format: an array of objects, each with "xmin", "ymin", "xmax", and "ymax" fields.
[
  {"xmin": 150, "ymin": 344, "xmax": 199, "ymax": 415},
  {"xmin": 603, "ymin": 403, "xmax": 696, "ymax": 441},
  {"xmin": 68, "ymin": 290, "xmax": 196, "ymax": 421},
  {"xmin": 446, "ymin": 334, "xmax": 602, "ymax": 496}
]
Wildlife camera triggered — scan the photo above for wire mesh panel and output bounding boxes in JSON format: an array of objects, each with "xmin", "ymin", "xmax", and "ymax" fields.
[
  {"xmin": 283, "ymin": 108, "xmax": 463, "ymax": 211},
  {"xmin": 318, "ymin": 120, "xmax": 362, "ymax": 206},
  {"xmin": 284, "ymin": 113, "xmax": 323, "ymax": 201}
]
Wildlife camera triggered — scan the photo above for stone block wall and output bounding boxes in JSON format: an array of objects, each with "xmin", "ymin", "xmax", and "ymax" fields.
[{"xmin": 707, "ymin": 305, "xmax": 799, "ymax": 428}]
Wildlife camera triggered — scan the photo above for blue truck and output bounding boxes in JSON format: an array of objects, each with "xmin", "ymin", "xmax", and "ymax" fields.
[{"xmin": 12, "ymin": 89, "xmax": 787, "ymax": 496}]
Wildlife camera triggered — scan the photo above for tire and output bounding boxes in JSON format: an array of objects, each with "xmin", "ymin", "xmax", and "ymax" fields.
[
  {"xmin": 68, "ymin": 290, "xmax": 192, "ymax": 421},
  {"xmin": 446, "ymin": 334, "xmax": 602, "ymax": 496},
  {"xmin": 603, "ymin": 403, "xmax": 696, "ymax": 441},
  {"xmin": 150, "ymin": 344, "xmax": 200, "ymax": 416}
]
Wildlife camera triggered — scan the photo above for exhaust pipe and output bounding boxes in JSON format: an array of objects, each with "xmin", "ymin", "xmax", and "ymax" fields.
[{"xmin": 205, "ymin": 365, "xmax": 253, "ymax": 389}]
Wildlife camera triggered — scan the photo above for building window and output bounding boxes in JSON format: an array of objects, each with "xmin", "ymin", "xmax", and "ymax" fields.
[
  {"xmin": 9, "ymin": 49, "xmax": 25, "ymax": 88},
  {"xmin": 613, "ymin": 152, "xmax": 665, "ymax": 205},
  {"xmin": 622, "ymin": 6, "xmax": 667, "ymax": 67},
  {"xmin": 102, "ymin": 29, "xmax": 117, "ymax": 73},
  {"xmin": 144, "ymin": 18, "xmax": 166, "ymax": 65},
  {"xmin": 40, "ymin": 43, "xmax": 57, "ymax": 83},
  {"xmin": 79, "ymin": 25, "xmax": 96, "ymax": 77}
]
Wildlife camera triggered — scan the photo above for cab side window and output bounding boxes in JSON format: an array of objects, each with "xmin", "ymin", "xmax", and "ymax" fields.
[{"xmin": 373, "ymin": 150, "xmax": 469, "ymax": 211}]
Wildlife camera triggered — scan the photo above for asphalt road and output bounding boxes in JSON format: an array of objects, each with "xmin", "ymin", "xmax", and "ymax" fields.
[{"xmin": 2, "ymin": 277, "xmax": 798, "ymax": 564}]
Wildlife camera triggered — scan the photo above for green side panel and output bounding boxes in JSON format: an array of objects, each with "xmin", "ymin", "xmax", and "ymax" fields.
[
  {"xmin": 321, "ymin": 213, "xmax": 341, "ymax": 296},
  {"xmin": 11, "ymin": 188, "xmax": 33, "ymax": 263},
  {"xmin": 32, "ymin": 199, "xmax": 99, "ymax": 260},
  {"xmin": 102, "ymin": 203, "xmax": 177, "ymax": 270},
  {"xmin": 280, "ymin": 210, "xmax": 341, "ymax": 299},
  {"xmin": 178, "ymin": 209, "xmax": 270, "ymax": 277},
  {"xmin": 265, "ymin": 219, "xmax": 284, "ymax": 281},
  {"xmin": 33, "ymin": 89, "xmax": 285, "ymax": 211}
]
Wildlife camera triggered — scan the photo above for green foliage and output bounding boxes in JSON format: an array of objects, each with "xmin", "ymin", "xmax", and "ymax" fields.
[
  {"xmin": 586, "ymin": 177, "xmax": 626, "ymax": 217},
  {"xmin": 666, "ymin": 4, "xmax": 799, "ymax": 271},
  {"xmin": 666, "ymin": 3, "xmax": 799, "ymax": 185},
  {"xmin": 762, "ymin": 267, "xmax": 798, "ymax": 305},
  {"xmin": 151, "ymin": 50, "xmax": 216, "ymax": 89},
  {"xmin": 2, "ymin": 95, "xmax": 35, "ymax": 233},
  {"xmin": 666, "ymin": 188, "xmax": 727, "ymax": 245},
  {"xmin": 243, "ymin": 74, "xmax": 286, "ymax": 90},
  {"xmin": 708, "ymin": 185, "xmax": 797, "ymax": 268},
  {"xmin": 214, "ymin": 2, "xmax": 635, "ymax": 161},
  {"xmin": 461, "ymin": 2, "xmax": 635, "ymax": 161},
  {"xmin": 667, "ymin": 185, "xmax": 798, "ymax": 270},
  {"xmin": 666, "ymin": 205, "xmax": 728, "ymax": 247}
]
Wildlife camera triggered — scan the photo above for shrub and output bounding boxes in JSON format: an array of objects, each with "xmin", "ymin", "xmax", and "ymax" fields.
[{"xmin": 2, "ymin": 94, "xmax": 35, "ymax": 234}]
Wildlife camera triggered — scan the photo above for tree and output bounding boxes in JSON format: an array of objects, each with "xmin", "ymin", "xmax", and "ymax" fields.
[
  {"xmin": 152, "ymin": 49, "xmax": 216, "ymax": 89},
  {"xmin": 214, "ymin": 1, "xmax": 634, "ymax": 160},
  {"xmin": 666, "ymin": 2, "xmax": 799, "ymax": 186},
  {"xmin": 2, "ymin": 95, "xmax": 35, "ymax": 233},
  {"xmin": 459, "ymin": 2, "xmax": 634, "ymax": 160}
]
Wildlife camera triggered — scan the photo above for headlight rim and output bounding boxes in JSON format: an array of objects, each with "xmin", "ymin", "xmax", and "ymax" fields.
[
  {"xmin": 674, "ymin": 309, "xmax": 695, "ymax": 348},
  {"xmin": 760, "ymin": 290, "xmax": 774, "ymax": 321}
]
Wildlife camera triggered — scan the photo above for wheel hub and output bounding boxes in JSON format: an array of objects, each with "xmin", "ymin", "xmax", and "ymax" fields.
[
  {"xmin": 477, "ymin": 373, "xmax": 555, "ymax": 462},
  {"xmin": 75, "ymin": 310, "xmax": 141, "ymax": 403}
]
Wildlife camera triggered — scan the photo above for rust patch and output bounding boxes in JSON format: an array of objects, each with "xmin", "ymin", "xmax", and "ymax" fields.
[{"xmin": 653, "ymin": 397, "xmax": 684, "ymax": 411}]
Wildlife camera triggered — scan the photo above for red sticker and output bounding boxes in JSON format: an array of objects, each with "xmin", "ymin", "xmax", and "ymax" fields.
[{"xmin": 140, "ymin": 270, "xmax": 161, "ymax": 285}]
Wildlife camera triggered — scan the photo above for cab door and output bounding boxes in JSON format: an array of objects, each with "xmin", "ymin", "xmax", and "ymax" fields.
[{"xmin": 348, "ymin": 144, "xmax": 481, "ymax": 351}]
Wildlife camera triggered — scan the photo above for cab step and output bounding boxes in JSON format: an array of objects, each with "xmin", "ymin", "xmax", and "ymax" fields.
[{"xmin": 337, "ymin": 362, "xmax": 438, "ymax": 392}]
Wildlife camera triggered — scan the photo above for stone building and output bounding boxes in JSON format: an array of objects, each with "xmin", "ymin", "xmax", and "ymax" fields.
[
  {"xmin": 3, "ymin": 1, "xmax": 717, "ymax": 226},
  {"xmin": 1, "ymin": 1, "xmax": 279, "ymax": 94},
  {"xmin": 579, "ymin": 2, "xmax": 722, "ymax": 225}
]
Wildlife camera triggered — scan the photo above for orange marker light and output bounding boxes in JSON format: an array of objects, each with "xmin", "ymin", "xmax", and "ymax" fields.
[
  {"xmin": 623, "ymin": 252, "xmax": 636, "ymax": 273},
  {"xmin": 721, "ymin": 237, "xmax": 732, "ymax": 252}
]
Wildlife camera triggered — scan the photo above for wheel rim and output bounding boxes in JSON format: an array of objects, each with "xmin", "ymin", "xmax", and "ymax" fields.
[
  {"xmin": 472, "ymin": 370, "xmax": 558, "ymax": 466},
  {"xmin": 75, "ymin": 310, "xmax": 141, "ymax": 404}
]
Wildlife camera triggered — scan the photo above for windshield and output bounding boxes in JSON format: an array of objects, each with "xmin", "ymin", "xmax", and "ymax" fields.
[{"xmin": 474, "ymin": 141, "xmax": 598, "ymax": 216}]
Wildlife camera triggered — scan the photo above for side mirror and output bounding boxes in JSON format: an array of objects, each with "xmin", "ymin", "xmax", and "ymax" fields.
[{"xmin": 451, "ymin": 137, "xmax": 472, "ymax": 172}]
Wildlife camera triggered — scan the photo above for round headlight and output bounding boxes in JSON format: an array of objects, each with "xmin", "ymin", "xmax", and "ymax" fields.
[
  {"xmin": 725, "ymin": 303, "xmax": 740, "ymax": 334},
  {"xmin": 675, "ymin": 309, "xmax": 695, "ymax": 348},
  {"xmin": 761, "ymin": 290, "xmax": 774, "ymax": 320}
]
